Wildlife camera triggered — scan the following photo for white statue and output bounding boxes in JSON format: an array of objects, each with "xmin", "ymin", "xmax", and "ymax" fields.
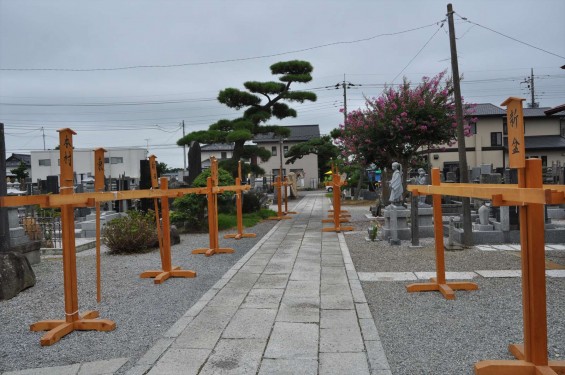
[{"xmin": 389, "ymin": 162, "xmax": 403, "ymax": 205}]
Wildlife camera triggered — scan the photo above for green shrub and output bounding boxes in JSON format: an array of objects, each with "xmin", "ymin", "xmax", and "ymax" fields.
[
  {"xmin": 241, "ymin": 191, "xmax": 264, "ymax": 213},
  {"xmin": 171, "ymin": 167, "xmax": 236, "ymax": 231},
  {"xmin": 217, "ymin": 209, "xmax": 276, "ymax": 231},
  {"xmin": 103, "ymin": 210, "xmax": 158, "ymax": 254}
]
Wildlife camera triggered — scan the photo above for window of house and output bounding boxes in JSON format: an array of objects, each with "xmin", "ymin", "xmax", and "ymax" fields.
[
  {"xmin": 271, "ymin": 146, "xmax": 277, "ymax": 156},
  {"xmin": 110, "ymin": 157, "xmax": 123, "ymax": 164},
  {"xmin": 503, "ymin": 117, "xmax": 508, "ymax": 135},
  {"xmin": 221, "ymin": 152, "xmax": 227, "ymax": 159},
  {"xmin": 272, "ymin": 169, "xmax": 286, "ymax": 177},
  {"xmin": 490, "ymin": 132, "xmax": 502, "ymax": 147},
  {"xmin": 38, "ymin": 159, "xmax": 51, "ymax": 166},
  {"xmin": 468, "ymin": 122, "xmax": 477, "ymax": 135},
  {"xmin": 283, "ymin": 145, "xmax": 289, "ymax": 155},
  {"xmin": 560, "ymin": 119, "xmax": 565, "ymax": 138}
]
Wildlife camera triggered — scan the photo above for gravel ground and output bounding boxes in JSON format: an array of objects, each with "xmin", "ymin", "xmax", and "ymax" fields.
[
  {"xmin": 0, "ymin": 218, "xmax": 277, "ymax": 374},
  {"xmin": 344, "ymin": 204, "xmax": 565, "ymax": 375}
]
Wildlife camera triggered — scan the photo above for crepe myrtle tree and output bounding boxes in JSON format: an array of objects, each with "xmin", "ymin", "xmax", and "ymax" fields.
[
  {"xmin": 332, "ymin": 71, "xmax": 476, "ymax": 201},
  {"xmin": 177, "ymin": 60, "xmax": 317, "ymax": 177}
]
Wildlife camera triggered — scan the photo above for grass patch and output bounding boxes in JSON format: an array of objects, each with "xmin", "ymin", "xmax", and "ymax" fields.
[{"xmin": 218, "ymin": 209, "xmax": 276, "ymax": 230}]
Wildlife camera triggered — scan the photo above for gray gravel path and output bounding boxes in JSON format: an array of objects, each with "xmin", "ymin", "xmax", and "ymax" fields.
[
  {"xmin": 344, "ymin": 203, "xmax": 565, "ymax": 375},
  {"xmin": 0, "ymin": 218, "xmax": 278, "ymax": 374}
]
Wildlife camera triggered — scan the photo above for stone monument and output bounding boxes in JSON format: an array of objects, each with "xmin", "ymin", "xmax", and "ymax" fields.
[
  {"xmin": 382, "ymin": 162, "xmax": 410, "ymax": 244},
  {"xmin": 187, "ymin": 141, "xmax": 202, "ymax": 186}
]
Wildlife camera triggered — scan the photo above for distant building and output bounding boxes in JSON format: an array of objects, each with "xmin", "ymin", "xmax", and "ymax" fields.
[
  {"xmin": 5, "ymin": 153, "xmax": 31, "ymax": 179},
  {"xmin": 430, "ymin": 103, "xmax": 565, "ymax": 173},
  {"xmin": 30, "ymin": 147, "xmax": 148, "ymax": 185},
  {"xmin": 194, "ymin": 125, "xmax": 321, "ymax": 188}
]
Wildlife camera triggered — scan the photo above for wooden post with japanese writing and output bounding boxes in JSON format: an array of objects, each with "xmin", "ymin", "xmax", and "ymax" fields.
[
  {"xmin": 474, "ymin": 98, "xmax": 565, "ymax": 374},
  {"xmin": 94, "ymin": 147, "xmax": 105, "ymax": 302},
  {"xmin": 322, "ymin": 165, "xmax": 353, "ymax": 233},
  {"xmin": 29, "ymin": 129, "xmax": 115, "ymax": 346},
  {"xmin": 224, "ymin": 160, "xmax": 256, "ymax": 240},
  {"xmin": 283, "ymin": 177, "xmax": 297, "ymax": 215}
]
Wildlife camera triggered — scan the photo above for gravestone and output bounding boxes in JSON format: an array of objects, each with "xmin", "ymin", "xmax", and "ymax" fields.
[
  {"xmin": 139, "ymin": 159, "xmax": 151, "ymax": 213},
  {"xmin": 480, "ymin": 173, "xmax": 502, "ymax": 184},
  {"xmin": 471, "ymin": 167, "xmax": 481, "ymax": 182},
  {"xmin": 187, "ymin": 141, "xmax": 202, "ymax": 186},
  {"xmin": 480, "ymin": 164, "xmax": 492, "ymax": 175},
  {"xmin": 0, "ymin": 251, "xmax": 36, "ymax": 300},
  {"xmin": 446, "ymin": 171, "xmax": 456, "ymax": 182},
  {"xmin": 473, "ymin": 203, "xmax": 494, "ymax": 231}
]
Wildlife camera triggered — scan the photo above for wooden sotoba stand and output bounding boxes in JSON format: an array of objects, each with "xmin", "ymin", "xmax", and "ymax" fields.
[
  {"xmin": 323, "ymin": 165, "xmax": 353, "ymax": 233},
  {"xmin": 224, "ymin": 161, "xmax": 256, "ymax": 240},
  {"xmin": 406, "ymin": 167, "xmax": 479, "ymax": 300},
  {"xmin": 268, "ymin": 175, "xmax": 292, "ymax": 221},
  {"xmin": 282, "ymin": 177, "xmax": 297, "ymax": 215},
  {"xmin": 409, "ymin": 98, "xmax": 565, "ymax": 374},
  {"xmin": 140, "ymin": 155, "xmax": 197, "ymax": 283},
  {"xmin": 192, "ymin": 157, "xmax": 239, "ymax": 256},
  {"xmin": 29, "ymin": 129, "xmax": 115, "ymax": 346}
]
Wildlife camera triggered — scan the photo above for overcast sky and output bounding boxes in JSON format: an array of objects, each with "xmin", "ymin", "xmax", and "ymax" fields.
[{"xmin": 1, "ymin": 0, "xmax": 564, "ymax": 169}]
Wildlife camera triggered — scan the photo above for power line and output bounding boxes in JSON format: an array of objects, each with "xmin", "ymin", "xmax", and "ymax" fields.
[
  {"xmin": 391, "ymin": 20, "xmax": 445, "ymax": 83},
  {"xmin": 455, "ymin": 12, "xmax": 565, "ymax": 60},
  {"xmin": 0, "ymin": 21, "xmax": 443, "ymax": 72}
]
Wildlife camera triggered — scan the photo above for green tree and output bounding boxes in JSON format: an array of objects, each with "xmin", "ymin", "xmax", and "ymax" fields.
[
  {"xmin": 284, "ymin": 135, "xmax": 339, "ymax": 180},
  {"xmin": 156, "ymin": 162, "xmax": 168, "ymax": 177},
  {"xmin": 177, "ymin": 60, "xmax": 317, "ymax": 176},
  {"xmin": 10, "ymin": 161, "xmax": 29, "ymax": 182}
]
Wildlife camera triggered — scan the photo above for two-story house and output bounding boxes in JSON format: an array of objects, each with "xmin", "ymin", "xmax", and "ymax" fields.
[
  {"xmin": 430, "ymin": 103, "xmax": 565, "ymax": 173},
  {"xmin": 5, "ymin": 153, "xmax": 31, "ymax": 181}
]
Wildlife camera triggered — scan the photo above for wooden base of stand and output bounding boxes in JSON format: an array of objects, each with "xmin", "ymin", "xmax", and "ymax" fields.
[
  {"xmin": 406, "ymin": 277, "xmax": 478, "ymax": 300},
  {"xmin": 140, "ymin": 266, "xmax": 196, "ymax": 284},
  {"xmin": 30, "ymin": 310, "xmax": 115, "ymax": 346},
  {"xmin": 224, "ymin": 233, "xmax": 257, "ymax": 240},
  {"xmin": 192, "ymin": 247, "xmax": 234, "ymax": 257},
  {"xmin": 473, "ymin": 344, "xmax": 565, "ymax": 375},
  {"xmin": 322, "ymin": 225, "xmax": 354, "ymax": 233}
]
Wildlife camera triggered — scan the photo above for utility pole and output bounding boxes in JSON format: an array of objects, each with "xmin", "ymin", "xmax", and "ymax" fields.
[
  {"xmin": 182, "ymin": 120, "xmax": 187, "ymax": 171},
  {"xmin": 447, "ymin": 3, "xmax": 472, "ymax": 247},
  {"xmin": 41, "ymin": 127, "xmax": 46, "ymax": 150},
  {"xmin": 336, "ymin": 76, "xmax": 356, "ymax": 124},
  {"xmin": 522, "ymin": 68, "xmax": 538, "ymax": 108}
]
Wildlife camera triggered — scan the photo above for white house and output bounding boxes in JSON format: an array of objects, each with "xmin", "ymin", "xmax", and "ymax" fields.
[{"xmin": 30, "ymin": 147, "xmax": 148, "ymax": 183}]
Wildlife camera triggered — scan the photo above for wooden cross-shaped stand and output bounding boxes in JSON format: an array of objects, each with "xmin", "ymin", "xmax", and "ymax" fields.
[
  {"xmin": 29, "ymin": 129, "xmax": 115, "ymax": 346},
  {"xmin": 140, "ymin": 155, "xmax": 196, "ymax": 283},
  {"xmin": 268, "ymin": 175, "xmax": 292, "ymax": 220},
  {"xmin": 192, "ymin": 157, "xmax": 235, "ymax": 256},
  {"xmin": 94, "ymin": 147, "xmax": 105, "ymax": 302},
  {"xmin": 224, "ymin": 160, "xmax": 256, "ymax": 240},
  {"xmin": 323, "ymin": 164, "xmax": 353, "ymax": 232},
  {"xmin": 408, "ymin": 98, "xmax": 565, "ymax": 374},
  {"xmin": 406, "ymin": 168, "xmax": 479, "ymax": 299}
]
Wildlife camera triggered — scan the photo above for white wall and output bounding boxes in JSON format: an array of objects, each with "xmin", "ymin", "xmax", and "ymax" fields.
[
  {"xmin": 31, "ymin": 148, "xmax": 148, "ymax": 182},
  {"xmin": 255, "ymin": 141, "xmax": 318, "ymax": 187}
]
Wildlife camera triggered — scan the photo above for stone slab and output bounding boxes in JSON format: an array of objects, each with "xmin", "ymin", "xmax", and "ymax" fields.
[
  {"xmin": 222, "ymin": 308, "xmax": 277, "ymax": 339},
  {"xmin": 242, "ymin": 288, "xmax": 284, "ymax": 309},
  {"xmin": 3, "ymin": 364, "xmax": 80, "ymax": 375},
  {"xmin": 78, "ymin": 358, "xmax": 129, "ymax": 375},
  {"xmin": 264, "ymin": 322, "xmax": 319, "ymax": 359},
  {"xmin": 414, "ymin": 271, "xmax": 477, "ymax": 280},
  {"xmin": 547, "ymin": 270, "xmax": 565, "ymax": 278},
  {"xmin": 319, "ymin": 352, "xmax": 370, "ymax": 375},
  {"xmin": 258, "ymin": 358, "xmax": 318, "ymax": 375},
  {"xmin": 475, "ymin": 270, "xmax": 521, "ymax": 278},
  {"xmin": 320, "ymin": 327, "xmax": 364, "ymax": 352},
  {"xmin": 200, "ymin": 338, "xmax": 266, "ymax": 375},
  {"xmin": 358, "ymin": 272, "xmax": 417, "ymax": 281},
  {"xmin": 147, "ymin": 348, "xmax": 211, "ymax": 375}
]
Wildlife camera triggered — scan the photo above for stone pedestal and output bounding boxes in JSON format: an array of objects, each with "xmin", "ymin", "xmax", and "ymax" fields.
[
  {"xmin": 416, "ymin": 207, "xmax": 435, "ymax": 238},
  {"xmin": 381, "ymin": 205, "xmax": 411, "ymax": 242}
]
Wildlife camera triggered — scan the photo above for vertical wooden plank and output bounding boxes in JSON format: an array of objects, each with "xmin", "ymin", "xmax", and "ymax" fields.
[
  {"xmin": 94, "ymin": 148, "xmax": 105, "ymax": 303},
  {"xmin": 160, "ymin": 177, "xmax": 172, "ymax": 272},
  {"xmin": 525, "ymin": 159, "xmax": 548, "ymax": 365},
  {"xmin": 431, "ymin": 168, "xmax": 446, "ymax": 285},
  {"xmin": 58, "ymin": 128, "xmax": 79, "ymax": 323}
]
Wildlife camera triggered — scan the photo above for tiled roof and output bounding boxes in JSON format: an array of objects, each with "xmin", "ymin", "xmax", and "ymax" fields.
[
  {"xmin": 6, "ymin": 153, "xmax": 31, "ymax": 165},
  {"xmin": 523, "ymin": 107, "xmax": 565, "ymax": 117},
  {"xmin": 470, "ymin": 103, "xmax": 506, "ymax": 117},
  {"xmin": 253, "ymin": 125, "xmax": 320, "ymax": 143},
  {"xmin": 504, "ymin": 135, "xmax": 565, "ymax": 150}
]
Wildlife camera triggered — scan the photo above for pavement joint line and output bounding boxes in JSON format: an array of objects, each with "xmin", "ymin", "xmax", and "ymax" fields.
[
  {"xmin": 337, "ymin": 231, "xmax": 392, "ymax": 372},
  {"xmin": 358, "ymin": 270, "xmax": 565, "ymax": 281}
]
